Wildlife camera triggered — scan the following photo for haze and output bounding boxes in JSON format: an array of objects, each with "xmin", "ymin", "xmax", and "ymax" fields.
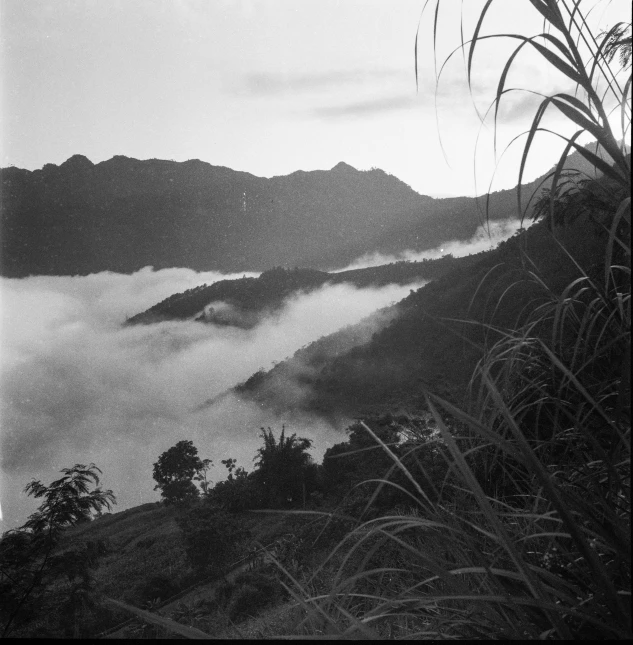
[
  {"xmin": 0, "ymin": 269, "xmax": 427, "ymax": 526},
  {"xmin": 0, "ymin": 218, "xmax": 533, "ymax": 528}
]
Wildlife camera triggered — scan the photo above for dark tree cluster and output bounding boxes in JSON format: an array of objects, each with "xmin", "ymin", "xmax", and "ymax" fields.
[{"xmin": 152, "ymin": 439, "xmax": 211, "ymax": 505}]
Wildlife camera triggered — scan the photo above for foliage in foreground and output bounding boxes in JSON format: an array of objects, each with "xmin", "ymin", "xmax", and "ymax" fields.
[
  {"xmin": 0, "ymin": 464, "xmax": 116, "ymax": 638},
  {"xmin": 274, "ymin": 1, "xmax": 631, "ymax": 639},
  {"xmin": 273, "ymin": 221, "xmax": 629, "ymax": 637}
]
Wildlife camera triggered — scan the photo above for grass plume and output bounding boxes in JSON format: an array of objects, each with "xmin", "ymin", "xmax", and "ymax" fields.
[{"xmin": 277, "ymin": 1, "xmax": 631, "ymax": 638}]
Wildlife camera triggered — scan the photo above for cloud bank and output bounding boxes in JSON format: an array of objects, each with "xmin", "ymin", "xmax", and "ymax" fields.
[
  {"xmin": 313, "ymin": 94, "xmax": 419, "ymax": 119},
  {"xmin": 0, "ymin": 268, "xmax": 422, "ymax": 528},
  {"xmin": 235, "ymin": 68, "xmax": 408, "ymax": 97},
  {"xmin": 338, "ymin": 218, "xmax": 531, "ymax": 270}
]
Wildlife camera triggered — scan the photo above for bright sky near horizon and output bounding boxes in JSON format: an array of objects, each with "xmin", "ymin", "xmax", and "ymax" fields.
[{"xmin": 1, "ymin": 0, "xmax": 630, "ymax": 197}]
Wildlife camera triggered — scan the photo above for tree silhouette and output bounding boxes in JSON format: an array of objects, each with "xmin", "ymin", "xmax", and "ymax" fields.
[
  {"xmin": 193, "ymin": 458, "xmax": 213, "ymax": 495},
  {"xmin": 0, "ymin": 464, "xmax": 115, "ymax": 637},
  {"xmin": 208, "ymin": 459, "xmax": 258, "ymax": 511},
  {"xmin": 152, "ymin": 440, "xmax": 210, "ymax": 505},
  {"xmin": 253, "ymin": 426, "xmax": 313, "ymax": 507}
]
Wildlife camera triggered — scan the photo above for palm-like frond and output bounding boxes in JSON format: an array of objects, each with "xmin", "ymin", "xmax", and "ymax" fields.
[
  {"xmin": 254, "ymin": 427, "xmax": 314, "ymax": 507},
  {"xmin": 417, "ymin": 0, "xmax": 631, "ymax": 221}
]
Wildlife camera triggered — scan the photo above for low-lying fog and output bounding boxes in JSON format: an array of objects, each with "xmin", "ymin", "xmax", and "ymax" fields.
[
  {"xmin": 0, "ymin": 222, "xmax": 526, "ymax": 528},
  {"xmin": 0, "ymin": 268, "xmax": 425, "ymax": 528},
  {"xmin": 340, "ymin": 219, "xmax": 528, "ymax": 269}
]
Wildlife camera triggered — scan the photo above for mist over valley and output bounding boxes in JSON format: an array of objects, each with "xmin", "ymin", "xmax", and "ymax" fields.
[
  {"xmin": 0, "ymin": 265, "xmax": 435, "ymax": 527},
  {"xmin": 0, "ymin": 144, "xmax": 609, "ymax": 528}
]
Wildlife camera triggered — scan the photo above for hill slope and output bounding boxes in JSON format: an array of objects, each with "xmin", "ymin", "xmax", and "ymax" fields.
[
  {"xmin": 234, "ymin": 213, "xmax": 610, "ymax": 415},
  {"xmin": 126, "ymin": 255, "xmax": 475, "ymax": 328}
]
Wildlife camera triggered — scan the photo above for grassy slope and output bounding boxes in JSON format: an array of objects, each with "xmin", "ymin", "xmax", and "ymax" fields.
[
  {"xmin": 53, "ymin": 503, "xmax": 317, "ymax": 637},
  {"xmin": 66, "ymin": 504, "xmax": 298, "ymax": 598},
  {"xmin": 66, "ymin": 503, "xmax": 185, "ymax": 601}
]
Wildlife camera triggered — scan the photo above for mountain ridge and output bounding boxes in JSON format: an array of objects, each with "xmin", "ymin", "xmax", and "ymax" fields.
[
  {"xmin": 0, "ymin": 149, "xmax": 599, "ymax": 278},
  {"xmin": 1, "ymin": 155, "xmax": 429, "ymax": 277},
  {"xmin": 125, "ymin": 255, "xmax": 478, "ymax": 328}
]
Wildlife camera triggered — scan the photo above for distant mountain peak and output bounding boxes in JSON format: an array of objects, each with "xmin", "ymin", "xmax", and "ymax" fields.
[
  {"xmin": 103, "ymin": 154, "xmax": 137, "ymax": 164},
  {"xmin": 59, "ymin": 154, "xmax": 94, "ymax": 171},
  {"xmin": 332, "ymin": 161, "xmax": 357, "ymax": 172}
]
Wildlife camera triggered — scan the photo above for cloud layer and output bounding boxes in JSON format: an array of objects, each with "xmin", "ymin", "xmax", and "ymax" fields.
[
  {"xmin": 1, "ymin": 268, "xmax": 422, "ymax": 527},
  {"xmin": 313, "ymin": 94, "xmax": 419, "ymax": 119},
  {"xmin": 234, "ymin": 68, "xmax": 408, "ymax": 97},
  {"xmin": 338, "ymin": 218, "xmax": 531, "ymax": 270}
]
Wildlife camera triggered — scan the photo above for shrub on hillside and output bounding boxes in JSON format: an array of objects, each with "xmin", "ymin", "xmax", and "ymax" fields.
[
  {"xmin": 175, "ymin": 502, "xmax": 251, "ymax": 575},
  {"xmin": 219, "ymin": 572, "xmax": 284, "ymax": 623},
  {"xmin": 233, "ymin": 571, "xmax": 283, "ymax": 598},
  {"xmin": 209, "ymin": 459, "xmax": 263, "ymax": 511},
  {"xmin": 227, "ymin": 584, "xmax": 266, "ymax": 623},
  {"xmin": 135, "ymin": 573, "xmax": 179, "ymax": 604}
]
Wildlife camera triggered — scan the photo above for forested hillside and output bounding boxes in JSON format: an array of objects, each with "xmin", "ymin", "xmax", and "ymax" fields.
[
  {"xmin": 235, "ymin": 207, "xmax": 613, "ymax": 414},
  {"xmin": 126, "ymin": 254, "xmax": 473, "ymax": 327}
]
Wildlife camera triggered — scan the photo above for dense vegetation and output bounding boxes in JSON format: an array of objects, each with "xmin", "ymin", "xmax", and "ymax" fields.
[{"xmin": 0, "ymin": 465, "xmax": 115, "ymax": 638}]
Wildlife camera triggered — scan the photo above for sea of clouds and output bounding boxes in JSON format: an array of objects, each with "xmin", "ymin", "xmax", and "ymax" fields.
[
  {"xmin": 0, "ymin": 220, "xmax": 528, "ymax": 528},
  {"xmin": 0, "ymin": 267, "xmax": 425, "ymax": 528}
]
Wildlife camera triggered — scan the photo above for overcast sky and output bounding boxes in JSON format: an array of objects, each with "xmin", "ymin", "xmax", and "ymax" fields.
[{"xmin": 2, "ymin": 0, "xmax": 628, "ymax": 197}]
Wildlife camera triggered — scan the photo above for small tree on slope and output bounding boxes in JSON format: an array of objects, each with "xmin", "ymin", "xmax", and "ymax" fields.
[
  {"xmin": 0, "ymin": 463, "xmax": 115, "ymax": 637},
  {"xmin": 152, "ymin": 439, "xmax": 211, "ymax": 504}
]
